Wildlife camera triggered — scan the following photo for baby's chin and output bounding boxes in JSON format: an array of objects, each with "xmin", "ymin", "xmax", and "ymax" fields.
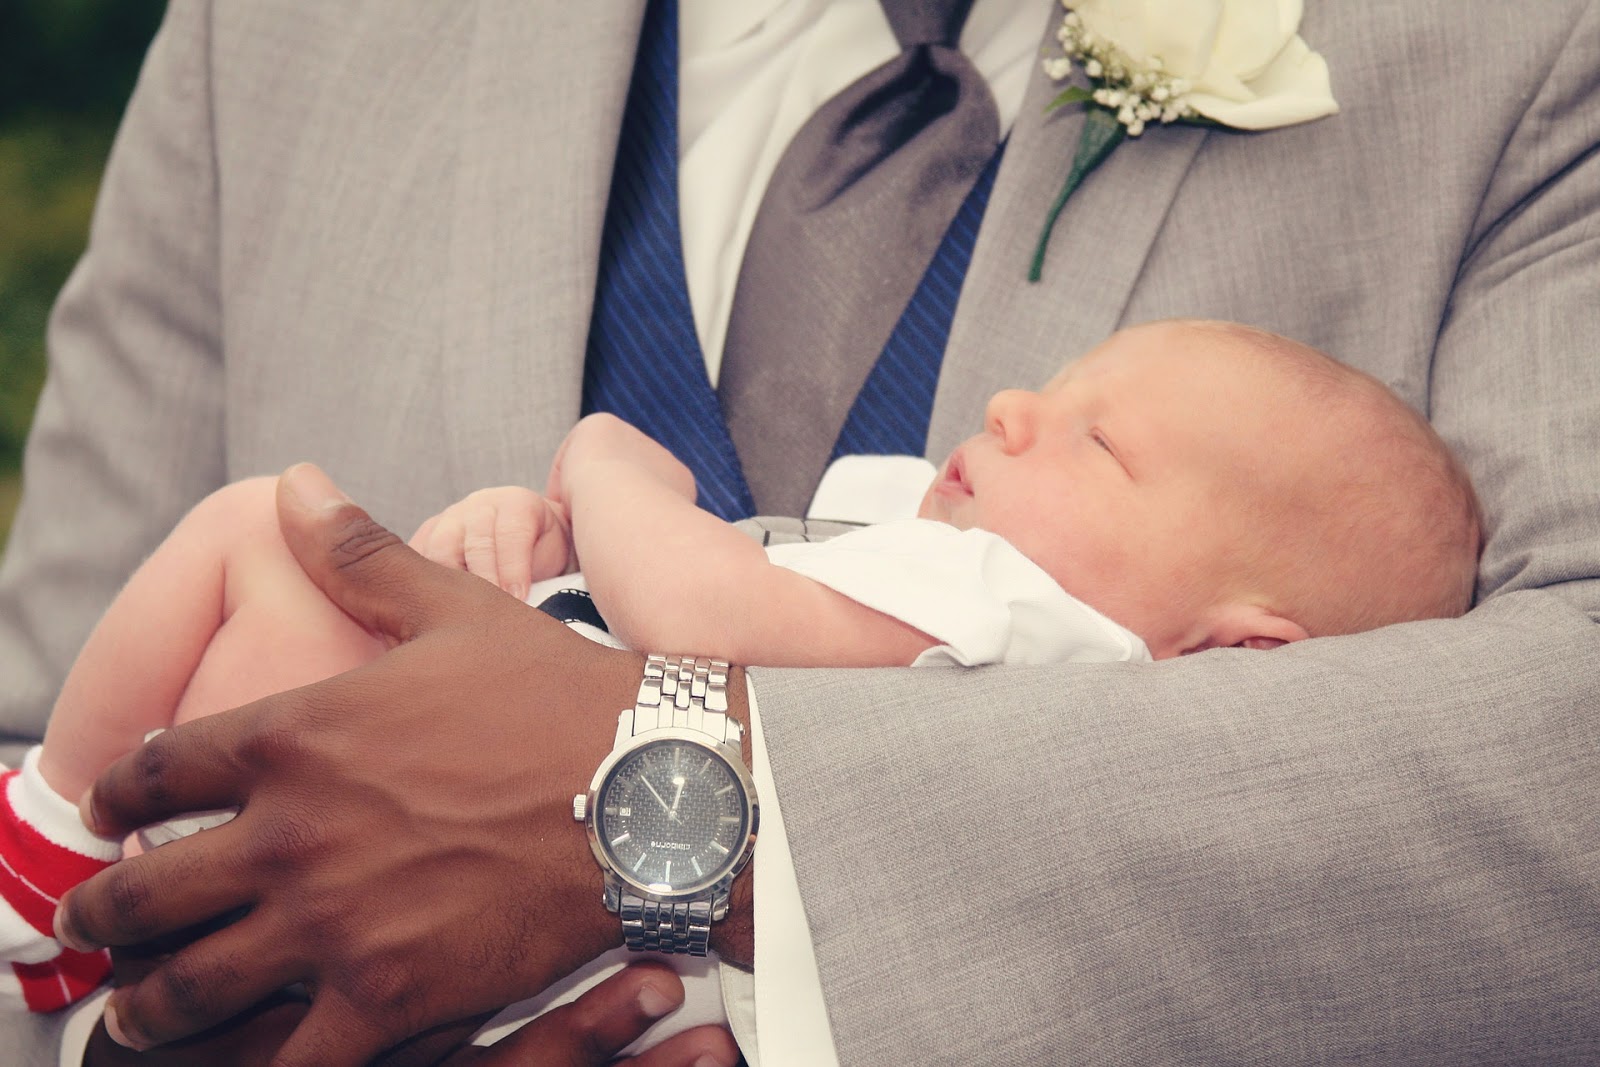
[{"xmin": 916, "ymin": 494, "xmax": 964, "ymax": 528}]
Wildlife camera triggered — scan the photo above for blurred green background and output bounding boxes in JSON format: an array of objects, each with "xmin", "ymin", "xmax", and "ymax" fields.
[{"xmin": 0, "ymin": 0, "xmax": 167, "ymax": 544}]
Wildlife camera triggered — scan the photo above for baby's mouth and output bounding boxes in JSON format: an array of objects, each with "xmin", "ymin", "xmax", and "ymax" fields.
[{"xmin": 938, "ymin": 449, "xmax": 973, "ymax": 498}]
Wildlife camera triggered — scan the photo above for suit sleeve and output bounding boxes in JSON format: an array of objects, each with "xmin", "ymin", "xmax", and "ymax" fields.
[
  {"xmin": 0, "ymin": 0, "xmax": 225, "ymax": 750},
  {"xmin": 751, "ymin": 5, "xmax": 1600, "ymax": 1064}
]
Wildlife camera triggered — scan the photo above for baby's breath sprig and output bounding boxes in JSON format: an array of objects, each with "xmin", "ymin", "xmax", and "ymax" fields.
[
  {"xmin": 1047, "ymin": 11, "xmax": 1197, "ymax": 137},
  {"xmin": 1030, "ymin": 10, "xmax": 1203, "ymax": 282}
]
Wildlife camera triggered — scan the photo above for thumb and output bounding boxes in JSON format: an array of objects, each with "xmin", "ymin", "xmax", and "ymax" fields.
[{"xmin": 276, "ymin": 462, "xmax": 474, "ymax": 643}]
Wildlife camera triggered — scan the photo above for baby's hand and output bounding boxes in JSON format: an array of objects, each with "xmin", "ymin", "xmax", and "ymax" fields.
[{"xmin": 409, "ymin": 486, "xmax": 574, "ymax": 601}]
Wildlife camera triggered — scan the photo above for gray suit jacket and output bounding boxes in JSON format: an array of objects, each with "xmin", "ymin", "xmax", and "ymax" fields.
[{"xmin": 2, "ymin": 2, "xmax": 1597, "ymax": 1063}]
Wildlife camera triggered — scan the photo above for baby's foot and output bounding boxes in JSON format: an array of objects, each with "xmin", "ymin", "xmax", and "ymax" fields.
[
  {"xmin": 2, "ymin": 945, "xmax": 117, "ymax": 1013},
  {"xmin": 1, "ymin": 747, "xmax": 119, "ymax": 1011}
]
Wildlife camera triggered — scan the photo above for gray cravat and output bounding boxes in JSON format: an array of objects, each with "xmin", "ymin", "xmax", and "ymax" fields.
[{"xmin": 718, "ymin": 0, "xmax": 1001, "ymax": 517}]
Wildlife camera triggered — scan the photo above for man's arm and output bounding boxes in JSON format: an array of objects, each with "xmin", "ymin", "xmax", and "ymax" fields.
[
  {"xmin": 558, "ymin": 414, "xmax": 934, "ymax": 665},
  {"xmin": 748, "ymin": 6, "xmax": 1600, "ymax": 1063}
]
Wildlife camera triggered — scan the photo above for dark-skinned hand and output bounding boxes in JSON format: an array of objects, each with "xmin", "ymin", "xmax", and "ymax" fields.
[
  {"xmin": 85, "ymin": 946, "xmax": 739, "ymax": 1066},
  {"xmin": 56, "ymin": 463, "xmax": 754, "ymax": 1065}
]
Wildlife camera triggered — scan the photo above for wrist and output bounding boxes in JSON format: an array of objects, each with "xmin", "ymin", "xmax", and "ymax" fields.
[
  {"xmin": 682, "ymin": 663, "xmax": 756, "ymax": 970},
  {"xmin": 711, "ymin": 666, "xmax": 754, "ymax": 968},
  {"xmin": 710, "ymin": 842, "xmax": 755, "ymax": 970}
]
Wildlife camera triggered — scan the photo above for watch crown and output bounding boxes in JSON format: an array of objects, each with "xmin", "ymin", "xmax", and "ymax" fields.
[{"xmin": 572, "ymin": 794, "xmax": 587, "ymax": 822}]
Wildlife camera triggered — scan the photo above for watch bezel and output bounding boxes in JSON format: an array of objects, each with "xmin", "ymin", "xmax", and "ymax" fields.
[{"xmin": 582, "ymin": 727, "xmax": 759, "ymax": 901}]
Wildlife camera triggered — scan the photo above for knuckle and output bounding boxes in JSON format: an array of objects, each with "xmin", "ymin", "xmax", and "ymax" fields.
[
  {"xmin": 237, "ymin": 716, "xmax": 309, "ymax": 772},
  {"xmin": 573, "ymin": 1004, "xmax": 617, "ymax": 1064},
  {"xmin": 105, "ymin": 865, "xmax": 160, "ymax": 940},
  {"xmin": 247, "ymin": 811, "xmax": 332, "ymax": 873},
  {"xmin": 328, "ymin": 516, "xmax": 405, "ymax": 573},
  {"xmin": 152, "ymin": 953, "xmax": 231, "ymax": 1025},
  {"xmin": 497, "ymin": 508, "xmax": 537, "ymax": 534},
  {"xmin": 346, "ymin": 955, "xmax": 420, "ymax": 1034},
  {"xmin": 129, "ymin": 738, "xmax": 176, "ymax": 807},
  {"xmin": 532, "ymin": 1002, "xmax": 595, "ymax": 1066}
]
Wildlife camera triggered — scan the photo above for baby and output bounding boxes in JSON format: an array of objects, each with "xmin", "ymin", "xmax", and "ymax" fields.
[{"xmin": 0, "ymin": 320, "xmax": 1480, "ymax": 1032}]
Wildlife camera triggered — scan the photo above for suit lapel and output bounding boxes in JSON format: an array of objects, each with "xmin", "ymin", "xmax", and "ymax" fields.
[
  {"xmin": 441, "ymin": 2, "xmax": 646, "ymax": 494},
  {"xmin": 928, "ymin": 9, "xmax": 1209, "ymax": 458}
]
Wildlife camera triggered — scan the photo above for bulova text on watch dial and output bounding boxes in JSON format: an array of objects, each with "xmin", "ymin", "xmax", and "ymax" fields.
[{"xmin": 597, "ymin": 739, "xmax": 749, "ymax": 893}]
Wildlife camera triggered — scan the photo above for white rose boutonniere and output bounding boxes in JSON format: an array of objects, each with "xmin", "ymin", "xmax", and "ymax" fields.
[{"xmin": 1030, "ymin": 0, "xmax": 1340, "ymax": 281}]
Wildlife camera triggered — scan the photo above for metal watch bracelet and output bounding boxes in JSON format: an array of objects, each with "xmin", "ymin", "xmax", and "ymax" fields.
[{"xmin": 615, "ymin": 653, "xmax": 739, "ymax": 746}]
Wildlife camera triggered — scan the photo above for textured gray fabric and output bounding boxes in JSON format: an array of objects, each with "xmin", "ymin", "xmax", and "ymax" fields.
[
  {"xmin": 758, "ymin": 3, "xmax": 1600, "ymax": 1063},
  {"xmin": 0, "ymin": 2, "xmax": 1596, "ymax": 1064},
  {"xmin": 719, "ymin": 0, "xmax": 999, "ymax": 516}
]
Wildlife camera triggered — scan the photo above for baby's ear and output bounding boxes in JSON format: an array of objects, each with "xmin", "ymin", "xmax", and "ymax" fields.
[{"xmin": 1186, "ymin": 603, "xmax": 1310, "ymax": 654}]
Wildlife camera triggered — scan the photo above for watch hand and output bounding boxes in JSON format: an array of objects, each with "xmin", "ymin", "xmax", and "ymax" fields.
[
  {"xmin": 669, "ymin": 778, "xmax": 685, "ymax": 818},
  {"xmin": 641, "ymin": 775, "xmax": 672, "ymax": 814}
]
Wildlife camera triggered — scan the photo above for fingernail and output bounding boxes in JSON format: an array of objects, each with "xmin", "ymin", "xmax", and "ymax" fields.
[
  {"xmin": 53, "ymin": 903, "xmax": 91, "ymax": 952},
  {"xmin": 78, "ymin": 786, "xmax": 99, "ymax": 834},
  {"xmin": 636, "ymin": 980, "xmax": 681, "ymax": 1020},
  {"xmin": 282, "ymin": 463, "xmax": 351, "ymax": 511},
  {"xmin": 104, "ymin": 1002, "xmax": 150, "ymax": 1051},
  {"xmin": 693, "ymin": 1054, "xmax": 737, "ymax": 1067}
]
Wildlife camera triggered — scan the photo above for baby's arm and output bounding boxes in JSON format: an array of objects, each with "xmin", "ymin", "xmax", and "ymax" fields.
[{"xmin": 553, "ymin": 414, "xmax": 936, "ymax": 667}]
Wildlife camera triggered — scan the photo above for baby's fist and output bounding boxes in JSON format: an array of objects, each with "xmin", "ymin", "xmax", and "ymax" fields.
[{"xmin": 409, "ymin": 486, "xmax": 573, "ymax": 600}]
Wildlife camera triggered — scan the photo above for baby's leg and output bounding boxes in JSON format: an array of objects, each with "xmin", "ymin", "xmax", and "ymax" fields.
[
  {"xmin": 2, "ymin": 476, "xmax": 382, "ymax": 1010},
  {"xmin": 37, "ymin": 475, "xmax": 385, "ymax": 799}
]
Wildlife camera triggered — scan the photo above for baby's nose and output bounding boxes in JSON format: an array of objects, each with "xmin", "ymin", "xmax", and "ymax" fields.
[{"xmin": 985, "ymin": 390, "xmax": 1036, "ymax": 453}]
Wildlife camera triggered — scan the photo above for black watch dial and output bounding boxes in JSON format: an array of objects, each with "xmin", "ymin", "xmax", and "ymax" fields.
[{"xmin": 596, "ymin": 738, "xmax": 750, "ymax": 894}]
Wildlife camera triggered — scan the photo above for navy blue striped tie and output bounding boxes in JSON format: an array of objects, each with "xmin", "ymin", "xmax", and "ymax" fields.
[{"xmin": 582, "ymin": 0, "xmax": 755, "ymax": 521}]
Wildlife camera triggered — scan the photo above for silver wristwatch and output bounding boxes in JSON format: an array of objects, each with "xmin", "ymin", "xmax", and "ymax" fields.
[{"xmin": 574, "ymin": 654, "xmax": 759, "ymax": 956}]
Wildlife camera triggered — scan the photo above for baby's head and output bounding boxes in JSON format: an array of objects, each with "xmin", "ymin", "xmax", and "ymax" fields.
[{"xmin": 919, "ymin": 319, "xmax": 1482, "ymax": 659}]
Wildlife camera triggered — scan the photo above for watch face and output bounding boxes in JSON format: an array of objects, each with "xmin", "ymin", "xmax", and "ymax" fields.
[{"xmin": 595, "ymin": 738, "xmax": 751, "ymax": 895}]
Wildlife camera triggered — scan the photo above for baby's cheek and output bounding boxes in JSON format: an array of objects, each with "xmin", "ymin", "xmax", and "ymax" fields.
[{"xmin": 1058, "ymin": 531, "xmax": 1161, "ymax": 622}]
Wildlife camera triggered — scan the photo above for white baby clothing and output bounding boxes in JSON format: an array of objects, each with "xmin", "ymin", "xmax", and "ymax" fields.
[{"xmin": 765, "ymin": 518, "xmax": 1149, "ymax": 667}]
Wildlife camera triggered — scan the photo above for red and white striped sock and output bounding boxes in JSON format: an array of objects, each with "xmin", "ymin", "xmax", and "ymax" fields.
[{"xmin": 1, "ymin": 746, "xmax": 119, "ymax": 1012}]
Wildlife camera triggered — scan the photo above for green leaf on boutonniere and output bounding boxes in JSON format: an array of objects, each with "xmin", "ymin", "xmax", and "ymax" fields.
[
  {"xmin": 1028, "ymin": 106, "xmax": 1125, "ymax": 283},
  {"xmin": 1045, "ymin": 86, "xmax": 1094, "ymax": 112}
]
